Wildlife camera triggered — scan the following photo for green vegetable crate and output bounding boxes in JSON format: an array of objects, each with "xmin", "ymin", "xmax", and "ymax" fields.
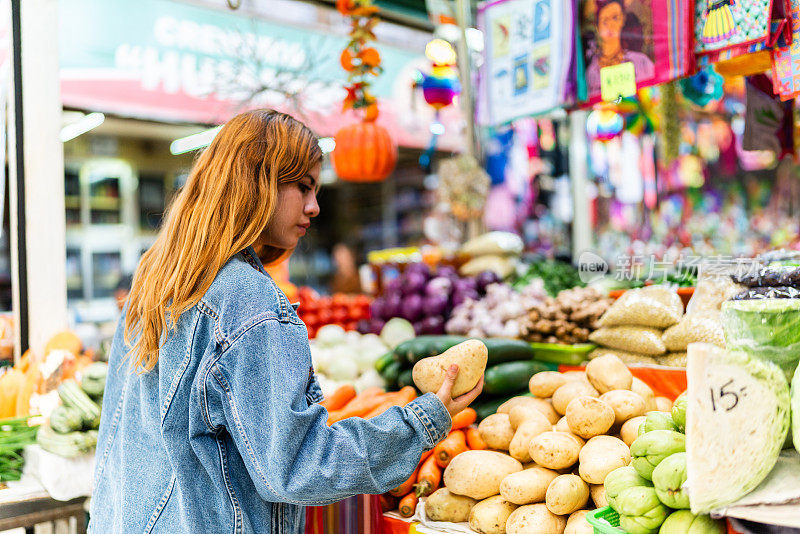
[
  {"xmin": 586, "ymin": 506, "xmax": 627, "ymax": 534},
  {"xmin": 528, "ymin": 342, "xmax": 596, "ymax": 365}
]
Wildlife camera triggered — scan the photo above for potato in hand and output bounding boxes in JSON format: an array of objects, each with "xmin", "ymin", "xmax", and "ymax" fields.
[{"xmin": 413, "ymin": 339, "xmax": 488, "ymax": 397}]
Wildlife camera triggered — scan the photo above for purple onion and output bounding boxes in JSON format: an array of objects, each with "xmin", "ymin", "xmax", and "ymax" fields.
[
  {"xmin": 420, "ymin": 315, "xmax": 445, "ymax": 335},
  {"xmin": 422, "ymin": 293, "xmax": 449, "ymax": 316},
  {"xmin": 436, "ymin": 265, "xmax": 457, "ymax": 279},
  {"xmin": 452, "ymin": 288, "xmax": 479, "ymax": 307},
  {"xmin": 370, "ymin": 297, "xmax": 387, "ymax": 320},
  {"xmin": 425, "ymin": 276, "xmax": 453, "ymax": 297},
  {"xmin": 403, "ymin": 271, "xmax": 427, "ymax": 295},
  {"xmin": 368, "ymin": 318, "xmax": 386, "ymax": 335},
  {"xmin": 401, "ymin": 294, "xmax": 424, "ymax": 322},
  {"xmin": 455, "ymin": 277, "xmax": 478, "ymax": 293},
  {"xmin": 405, "ymin": 262, "xmax": 431, "ymax": 281},
  {"xmin": 357, "ymin": 319, "xmax": 372, "ymax": 334},
  {"xmin": 476, "ymin": 271, "xmax": 502, "ymax": 293},
  {"xmin": 412, "ymin": 320, "xmax": 425, "ymax": 336},
  {"xmin": 384, "ymin": 293, "xmax": 402, "ymax": 318}
]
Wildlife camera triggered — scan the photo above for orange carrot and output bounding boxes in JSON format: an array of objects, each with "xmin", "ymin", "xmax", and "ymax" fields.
[
  {"xmin": 327, "ymin": 387, "xmax": 384, "ymax": 424},
  {"xmin": 434, "ymin": 430, "xmax": 467, "ymax": 468},
  {"xmin": 380, "ymin": 493, "xmax": 398, "ymax": 513},
  {"xmin": 450, "ymin": 407, "xmax": 477, "ymax": 430},
  {"xmin": 465, "ymin": 426, "xmax": 487, "ymax": 450},
  {"xmin": 389, "ymin": 462, "xmax": 422, "ymax": 497},
  {"xmin": 320, "ymin": 384, "xmax": 356, "ymax": 411},
  {"xmin": 414, "ymin": 453, "xmax": 442, "ymax": 497},
  {"xmin": 364, "ymin": 386, "xmax": 418, "ymax": 419},
  {"xmin": 398, "ymin": 492, "xmax": 418, "ymax": 518}
]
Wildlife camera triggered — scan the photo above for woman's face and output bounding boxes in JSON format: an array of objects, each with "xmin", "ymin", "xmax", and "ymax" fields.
[
  {"xmin": 598, "ymin": 2, "xmax": 624, "ymax": 44},
  {"xmin": 258, "ymin": 162, "xmax": 321, "ymax": 251}
]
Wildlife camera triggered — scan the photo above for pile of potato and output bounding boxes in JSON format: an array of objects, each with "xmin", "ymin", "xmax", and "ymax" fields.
[
  {"xmin": 425, "ymin": 354, "xmax": 673, "ymax": 534},
  {"xmin": 520, "ymin": 288, "xmax": 612, "ymax": 345}
]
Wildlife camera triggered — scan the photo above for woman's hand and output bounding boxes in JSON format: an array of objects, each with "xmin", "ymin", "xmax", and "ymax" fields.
[{"xmin": 435, "ymin": 365, "xmax": 484, "ymax": 418}]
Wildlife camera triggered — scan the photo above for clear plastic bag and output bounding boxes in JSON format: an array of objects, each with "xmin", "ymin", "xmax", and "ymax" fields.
[
  {"xmin": 721, "ymin": 298, "xmax": 800, "ymax": 381},
  {"xmin": 662, "ymin": 311, "xmax": 725, "ymax": 352},
  {"xmin": 598, "ymin": 286, "xmax": 683, "ymax": 329},
  {"xmin": 687, "ymin": 263, "xmax": 746, "ymax": 315},
  {"xmin": 589, "ymin": 325, "xmax": 667, "ymax": 355},
  {"xmin": 731, "ymin": 286, "xmax": 800, "ymax": 300}
]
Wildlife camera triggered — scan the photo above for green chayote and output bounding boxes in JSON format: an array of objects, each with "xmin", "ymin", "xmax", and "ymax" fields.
[
  {"xmin": 671, "ymin": 393, "xmax": 687, "ymax": 432},
  {"xmin": 617, "ymin": 486, "xmax": 671, "ymax": 534},
  {"xmin": 604, "ymin": 465, "xmax": 652, "ymax": 510},
  {"xmin": 659, "ymin": 510, "xmax": 725, "ymax": 534},
  {"xmin": 640, "ymin": 411, "xmax": 679, "ymax": 437},
  {"xmin": 652, "ymin": 452, "xmax": 689, "ymax": 509},
  {"xmin": 631, "ymin": 430, "xmax": 686, "ymax": 480}
]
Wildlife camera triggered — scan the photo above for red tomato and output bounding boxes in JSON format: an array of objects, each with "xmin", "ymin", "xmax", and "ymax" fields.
[
  {"xmin": 301, "ymin": 312, "xmax": 318, "ymax": 327},
  {"xmin": 317, "ymin": 309, "xmax": 333, "ymax": 325},
  {"xmin": 344, "ymin": 320, "xmax": 358, "ymax": 331},
  {"xmin": 332, "ymin": 308, "xmax": 348, "ymax": 323},
  {"xmin": 307, "ymin": 326, "xmax": 317, "ymax": 339},
  {"xmin": 317, "ymin": 297, "xmax": 333, "ymax": 310},
  {"xmin": 354, "ymin": 294, "xmax": 371, "ymax": 308},
  {"xmin": 332, "ymin": 293, "xmax": 349, "ymax": 307},
  {"xmin": 298, "ymin": 286, "xmax": 319, "ymax": 302}
]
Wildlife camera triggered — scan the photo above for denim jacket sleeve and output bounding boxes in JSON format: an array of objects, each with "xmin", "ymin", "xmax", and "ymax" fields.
[{"xmin": 201, "ymin": 316, "xmax": 452, "ymax": 506}]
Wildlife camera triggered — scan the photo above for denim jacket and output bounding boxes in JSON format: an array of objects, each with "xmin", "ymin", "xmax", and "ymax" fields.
[{"xmin": 89, "ymin": 246, "xmax": 452, "ymax": 534}]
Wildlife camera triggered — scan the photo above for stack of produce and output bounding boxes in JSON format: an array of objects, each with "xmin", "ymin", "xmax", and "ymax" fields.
[
  {"xmin": 310, "ymin": 321, "xmax": 413, "ymax": 397},
  {"xmin": 601, "ymin": 387, "xmax": 726, "ymax": 533},
  {"xmin": 588, "ymin": 287, "xmax": 686, "ymax": 367},
  {"xmin": 419, "ymin": 354, "xmax": 674, "ymax": 533},
  {"xmin": 380, "ymin": 408, "xmax": 486, "ymax": 518},
  {"xmin": 521, "ymin": 287, "xmax": 613, "ymax": 345},
  {"xmin": 36, "ymin": 362, "xmax": 107, "ymax": 458},
  {"xmin": 0, "ymin": 416, "xmax": 38, "ymax": 482},
  {"xmin": 296, "ymin": 287, "xmax": 372, "ymax": 339},
  {"xmin": 366, "ymin": 262, "xmax": 502, "ymax": 337},
  {"xmin": 445, "ymin": 282, "xmax": 547, "ymax": 339},
  {"xmin": 513, "ymin": 259, "xmax": 585, "ymax": 297},
  {"xmin": 458, "ymin": 232, "xmax": 524, "ymax": 280},
  {"xmin": 375, "ymin": 335, "xmax": 549, "ymax": 419}
]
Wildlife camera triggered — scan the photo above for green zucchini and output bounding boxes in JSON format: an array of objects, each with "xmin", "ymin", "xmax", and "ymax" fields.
[
  {"xmin": 394, "ymin": 336, "xmax": 468, "ymax": 364},
  {"xmin": 472, "ymin": 391, "xmax": 531, "ymax": 421},
  {"xmin": 483, "ymin": 360, "xmax": 553, "ymax": 396},
  {"xmin": 396, "ymin": 336, "xmax": 538, "ymax": 366},
  {"xmin": 49, "ymin": 405, "xmax": 84, "ymax": 434},
  {"xmin": 397, "ymin": 368, "xmax": 415, "ymax": 389},
  {"xmin": 80, "ymin": 362, "xmax": 108, "ymax": 398},
  {"xmin": 374, "ymin": 352, "xmax": 396, "ymax": 374},
  {"xmin": 58, "ymin": 381, "xmax": 101, "ymax": 429},
  {"xmin": 381, "ymin": 360, "xmax": 403, "ymax": 388},
  {"xmin": 36, "ymin": 425, "xmax": 93, "ymax": 458}
]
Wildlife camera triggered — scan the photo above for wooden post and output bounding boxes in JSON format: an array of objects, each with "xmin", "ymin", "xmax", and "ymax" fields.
[{"xmin": 8, "ymin": 0, "xmax": 67, "ymax": 359}]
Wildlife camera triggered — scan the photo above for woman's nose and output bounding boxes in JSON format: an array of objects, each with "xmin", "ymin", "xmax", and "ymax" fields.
[{"xmin": 306, "ymin": 194, "xmax": 320, "ymax": 218}]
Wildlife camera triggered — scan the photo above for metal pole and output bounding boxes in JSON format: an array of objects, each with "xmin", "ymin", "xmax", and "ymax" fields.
[
  {"xmin": 454, "ymin": 0, "xmax": 477, "ymax": 159},
  {"xmin": 569, "ymin": 111, "xmax": 591, "ymax": 261}
]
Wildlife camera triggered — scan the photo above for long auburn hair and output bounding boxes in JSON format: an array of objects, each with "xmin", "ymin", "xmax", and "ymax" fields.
[{"xmin": 124, "ymin": 110, "xmax": 321, "ymax": 372}]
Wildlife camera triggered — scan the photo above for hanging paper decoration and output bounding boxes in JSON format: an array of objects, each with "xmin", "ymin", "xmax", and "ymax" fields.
[
  {"xmin": 587, "ymin": 107, "xmax": 624, "ymax": 141},
  {"xmin": 578, "ymin": 0, "xmax": 693, "ymax": 103},
  {"xmin": 679, "ymin": 66, "xmax": 725, "ymax": 107},
  {"xmin": 477, "ymin": 0, "xmax": 575, "ymax": 125},
  {"xmin": 333, "ymin": 0, "xmax": 398, "ymax": 182},
  {"xmin": 436, "ymin": 155, "xmax": 490, "ymax": 222},
  {"xmin": 658, "ymin": 81, "xmax": 681, "ymax": 166},
  {"xmin": 416, "ymin": 39, "xmax": 461, "ymax": 171}
]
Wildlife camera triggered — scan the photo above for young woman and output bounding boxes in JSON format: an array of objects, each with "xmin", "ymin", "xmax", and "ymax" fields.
[{"xmin": 89, "ymin": 110, "xmax": 482, "ymax": 533}]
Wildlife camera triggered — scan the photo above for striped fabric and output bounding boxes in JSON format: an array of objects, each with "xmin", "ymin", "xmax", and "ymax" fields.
[{"xmin": 305, "ymin": 495, "xmax": 385, "ymax": 534}]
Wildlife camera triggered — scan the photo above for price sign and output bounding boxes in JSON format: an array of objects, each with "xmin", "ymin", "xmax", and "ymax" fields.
[{"xmin": 600, "ymin": 62, "xmax": 637, "ymax": 102}]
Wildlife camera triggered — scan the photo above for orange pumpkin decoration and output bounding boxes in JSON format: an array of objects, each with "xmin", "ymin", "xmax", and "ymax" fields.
[
  {"xmin": 332, "ymin": 121, "xmax": 398, "ymax": 182},
  {"xmin": 358, "ymin": 47, "xmax": 381, "ymax": 68},
  {"xmin": 340, "ymin": 49, "xmax": 355, "ymax": 72}
]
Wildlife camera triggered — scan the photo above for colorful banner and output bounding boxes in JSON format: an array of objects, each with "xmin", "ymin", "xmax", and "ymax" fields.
[
  {"xmin": 57, "ymin": 0, "xmax": 463, "ymax": 150},
  {"xmin": 694, "ymin": 0, "xmax": 774, "ymax": 55},
  {"xmin": 772, "ymin": 0, "xmax": 800, "ymax": 100},
  {"xmin": 477, "ymin": 0, "xmax": 575, "ymax": 125},
  {"xmin": 578, "ymin": 0, "xmax": 694, "ymax": 103}
]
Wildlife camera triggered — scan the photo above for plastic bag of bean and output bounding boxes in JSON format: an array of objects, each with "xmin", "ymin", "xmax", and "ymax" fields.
[
  {"xmin": 598, "ymin": 286, "xmax": 683, "ymax": 329},
  {"xmin": 588, "ymin": 347, "xmax": 659, "ymax": 365},
  {"xmin": 661, "ymin": 311, "xmax": 725, "ymax": 352},
  {"xmin": 589, "ymin": 326, "xmax": 667, "ymax": 355},
  {"xmin": 655, "ymin": 352, "xmax": 687, "ymax": 367}
]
